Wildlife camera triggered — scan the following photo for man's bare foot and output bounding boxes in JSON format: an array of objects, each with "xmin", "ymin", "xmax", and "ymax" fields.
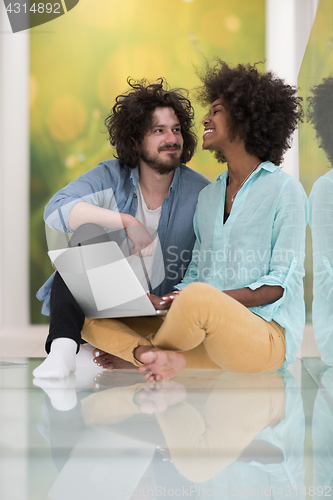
[
  {"xmin": 93, "ymin": 349, "xmax": 137, "ymax": 370},
  {"xmin": 136, "ymin": 347, "xmax": 186, "ymax": 382}
]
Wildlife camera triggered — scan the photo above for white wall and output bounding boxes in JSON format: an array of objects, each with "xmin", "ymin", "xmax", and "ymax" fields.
[
  {"xmin": 265, "ymin": 0, "xmax": 320, "ymax": 179},
  {"xmin": 0, "ymin": 5, "xmax": 30, "ymax": 326}
]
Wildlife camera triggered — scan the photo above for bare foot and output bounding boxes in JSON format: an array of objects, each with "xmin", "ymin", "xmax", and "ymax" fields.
[
  {"xmin": 136, "ymin": 348, "xmax": 186, "ymax": 382},
  {"xmin": 93, "ymin": 370, "xmax": 143, "ymax": 391},
  {"xmin": 93, "ymin": 349, "xmax": 137, "ymax": 370},
  {"xmin": 133, "ymin": 381, "xmax": 186, "ymax": 413}
]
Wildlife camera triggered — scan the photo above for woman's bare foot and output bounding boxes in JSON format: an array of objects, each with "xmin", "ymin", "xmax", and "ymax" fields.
[
  {"xmin": 133, "ymin": 381, "xmax": 186, "ymax": 413},
  {"xmin": 93, "ymin": 349, "xmax": 137, "ymax": 370},
  {"xmin": 135, "ymin": 347, "xmax": 186, "ymax": 382},
  {"xmin": 93, "ymin": 370, "xmax": 143, "ymax": 391}
]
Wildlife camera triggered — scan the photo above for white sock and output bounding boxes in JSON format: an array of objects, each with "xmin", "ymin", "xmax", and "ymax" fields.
[
  {"xmin": 33, "ymin": 338, "xmax": 77, "ymax": 379},
  {"xmin": 75, "ymin": 343, "xmax": 96, "ymax": 367},
  {"xmin": 74, "ymin": 366, "xmax": 102, "ymax": 391},
  {"xmin": 33, "ymin": 375, "xmax": 77, "ymax": 411}
]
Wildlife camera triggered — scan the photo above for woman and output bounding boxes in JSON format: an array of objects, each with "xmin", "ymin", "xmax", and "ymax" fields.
[{"xmin": 85, "ymin": 61, "xmax": 306, "ymax": 381}]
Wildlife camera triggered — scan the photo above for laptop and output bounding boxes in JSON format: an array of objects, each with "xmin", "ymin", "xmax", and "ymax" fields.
[{"xmin": 48, "ymin": 240, "xmax": 167, "ymax": 318}]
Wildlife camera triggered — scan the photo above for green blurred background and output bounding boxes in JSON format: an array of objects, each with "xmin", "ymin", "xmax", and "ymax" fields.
[{"xmin": 30, "ymin": 0, "xmax": 265, "ymax": 323}]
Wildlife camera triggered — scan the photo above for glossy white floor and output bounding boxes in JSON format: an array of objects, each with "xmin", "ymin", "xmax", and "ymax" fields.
[{"xmin": 0, "ymin": 331, "xmax": 332, "ymax": 500}]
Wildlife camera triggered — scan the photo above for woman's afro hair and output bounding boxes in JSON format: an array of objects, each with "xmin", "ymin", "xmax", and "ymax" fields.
[
  {"xmin": 196, "ymin": 60, "xmax": 303, "ymax": 166},
  {"xmin": 307, "ymin": 75, "xmax": 333, "ymax": 166}
]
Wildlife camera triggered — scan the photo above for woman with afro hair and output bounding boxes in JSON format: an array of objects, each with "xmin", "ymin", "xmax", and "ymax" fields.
[{"xmin": 92, "ymin": 62, "xmax": 307, "ymax": 381}]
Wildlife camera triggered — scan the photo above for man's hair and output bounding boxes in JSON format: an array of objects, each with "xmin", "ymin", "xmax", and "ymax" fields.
[
  {"xmin": 196, "ymin": 60, "xmax": 303, "ymax": 166},
  {"xmin": 307, "ymin": 75, "xmax": 333, "ymax": 166},
  {"xmin": 105, "ymin": 78, "xmax": 197, "ymax": 168}
]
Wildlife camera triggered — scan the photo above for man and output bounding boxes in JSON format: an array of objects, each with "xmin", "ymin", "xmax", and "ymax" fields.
[{"xmin": 34, "ymin": 78, "xmax": 210, "ymax": 379}]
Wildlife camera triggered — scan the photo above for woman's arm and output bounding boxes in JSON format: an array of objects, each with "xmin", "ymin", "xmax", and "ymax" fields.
[
  {"xmin": 151, "ymin": 285, "xmax": 284, "ymax": 311},
  {"xmin": 230, "ymin": 178, "xmax": 306, "ymax": 310},
  {"xmin": 223, "ymin": 285, "xmax": 283, "ymax": 308}
]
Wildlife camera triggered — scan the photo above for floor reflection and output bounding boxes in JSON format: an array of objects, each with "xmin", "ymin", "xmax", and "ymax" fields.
[
  {"xmin": 312, "ymin": 368, "xmax": 333, "ymax": 491},
  {"xmin": 31, "ymin": 368, "xmax": 306, "ymax": 499}
]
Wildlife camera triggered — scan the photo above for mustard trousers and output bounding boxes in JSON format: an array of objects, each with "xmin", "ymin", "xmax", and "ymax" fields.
[
  {"xmin": 81, "ymin": 371, "xmax": 286, "ymax": 482},
  {"xmin": 82, "ymin": 282, "xmax": 286, "ymax": 373}
]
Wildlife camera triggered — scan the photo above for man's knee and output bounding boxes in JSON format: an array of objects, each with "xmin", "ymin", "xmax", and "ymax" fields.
[{"xmin": 69, "ymin": 223, "xmax": 110, "ymax": 247}]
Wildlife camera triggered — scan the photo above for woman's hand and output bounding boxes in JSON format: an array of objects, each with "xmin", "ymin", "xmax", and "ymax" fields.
[{"xmin": 148, "ymin": 291, "xmax": 180, "ymax": 310}]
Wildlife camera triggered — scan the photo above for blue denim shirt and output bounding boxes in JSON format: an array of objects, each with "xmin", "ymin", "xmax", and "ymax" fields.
[
  {"xmin": 37, "ymin": 160, "xmax": 210, "ymax": 315},
  {"xmin": 176, "ymin": 161, "xmax": 307, "ymax": 367}
]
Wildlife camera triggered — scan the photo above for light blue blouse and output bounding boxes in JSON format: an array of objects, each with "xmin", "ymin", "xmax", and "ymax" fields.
[
  {"xmin": 309, "ymin": 170, "xmax": 333, "ymax": 366},
  {"xmin": 198, "ymin": 369, "xmax": 305, "ymax": 497},
  {"xmin": 175, "ymin": 161, "xmax": 307, "ymax": 367}
]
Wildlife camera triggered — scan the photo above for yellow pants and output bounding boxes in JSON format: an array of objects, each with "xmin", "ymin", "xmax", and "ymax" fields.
[
  {"xmin": 82, "ymin": 282, "xmax": 286, "ymax": 373},
  {"xmin": 81, "ymin": 371, "xmax": 286, "ymax": 482}
]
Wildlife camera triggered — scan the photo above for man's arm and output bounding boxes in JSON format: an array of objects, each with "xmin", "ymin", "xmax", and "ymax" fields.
[
  {"xmin": 69, "ymin": 202, "xmax": 154, "ymax": 256},
  {"xmin": 69, "ymin": 201, "xmax": 129, "ymax": 231}
]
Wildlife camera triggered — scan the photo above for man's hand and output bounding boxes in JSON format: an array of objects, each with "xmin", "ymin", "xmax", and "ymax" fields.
[
  {"xmin": 124, "ymin": 219, "xmax": 155, "ymax": 257},
  {"xmin": 148, "ymin": 291, "xmax": 180, "ymax": 310}
]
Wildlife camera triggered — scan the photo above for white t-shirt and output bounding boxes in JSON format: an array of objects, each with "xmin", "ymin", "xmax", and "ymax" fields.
[
  {"xmin": 121, "ymin": 184, "xmax": 164, "ymax": 291},
  {"xmin": 135, "ymin": 183, "xmax": 162, "ymax": 230}
]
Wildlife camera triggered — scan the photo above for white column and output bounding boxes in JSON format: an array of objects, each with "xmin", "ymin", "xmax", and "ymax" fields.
[
  {"xmin": 0, "ymin": 5, "xmax": 30, "ymax": 325},
  {"xmin": 265, "ymin": 0, "xmax": 319, "ymax": 179},
  {"xmin": 266, "ymin": 0, "xmax": 319, "ymax": 360}
]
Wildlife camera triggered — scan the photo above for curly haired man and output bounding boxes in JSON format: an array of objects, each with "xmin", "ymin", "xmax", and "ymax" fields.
[{"xmin": 34, "ymin": 78, "xmax": 210, "ymax": 379}]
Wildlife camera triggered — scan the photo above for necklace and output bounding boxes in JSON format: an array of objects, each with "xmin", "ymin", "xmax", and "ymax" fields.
[{"xmin": 228, "ymin": 161, "xmax": 261, "ymax": 204}]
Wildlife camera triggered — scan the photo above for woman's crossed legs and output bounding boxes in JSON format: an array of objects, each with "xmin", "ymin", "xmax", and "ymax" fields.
[{"xmin": 82, "ymin": 282, "xmax": 285, "ymax": 381}]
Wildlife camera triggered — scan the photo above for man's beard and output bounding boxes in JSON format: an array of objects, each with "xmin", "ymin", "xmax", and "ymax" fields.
[{"xmin": 139, "ymin": 145, "xmax": 182, "ymax": 175}]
